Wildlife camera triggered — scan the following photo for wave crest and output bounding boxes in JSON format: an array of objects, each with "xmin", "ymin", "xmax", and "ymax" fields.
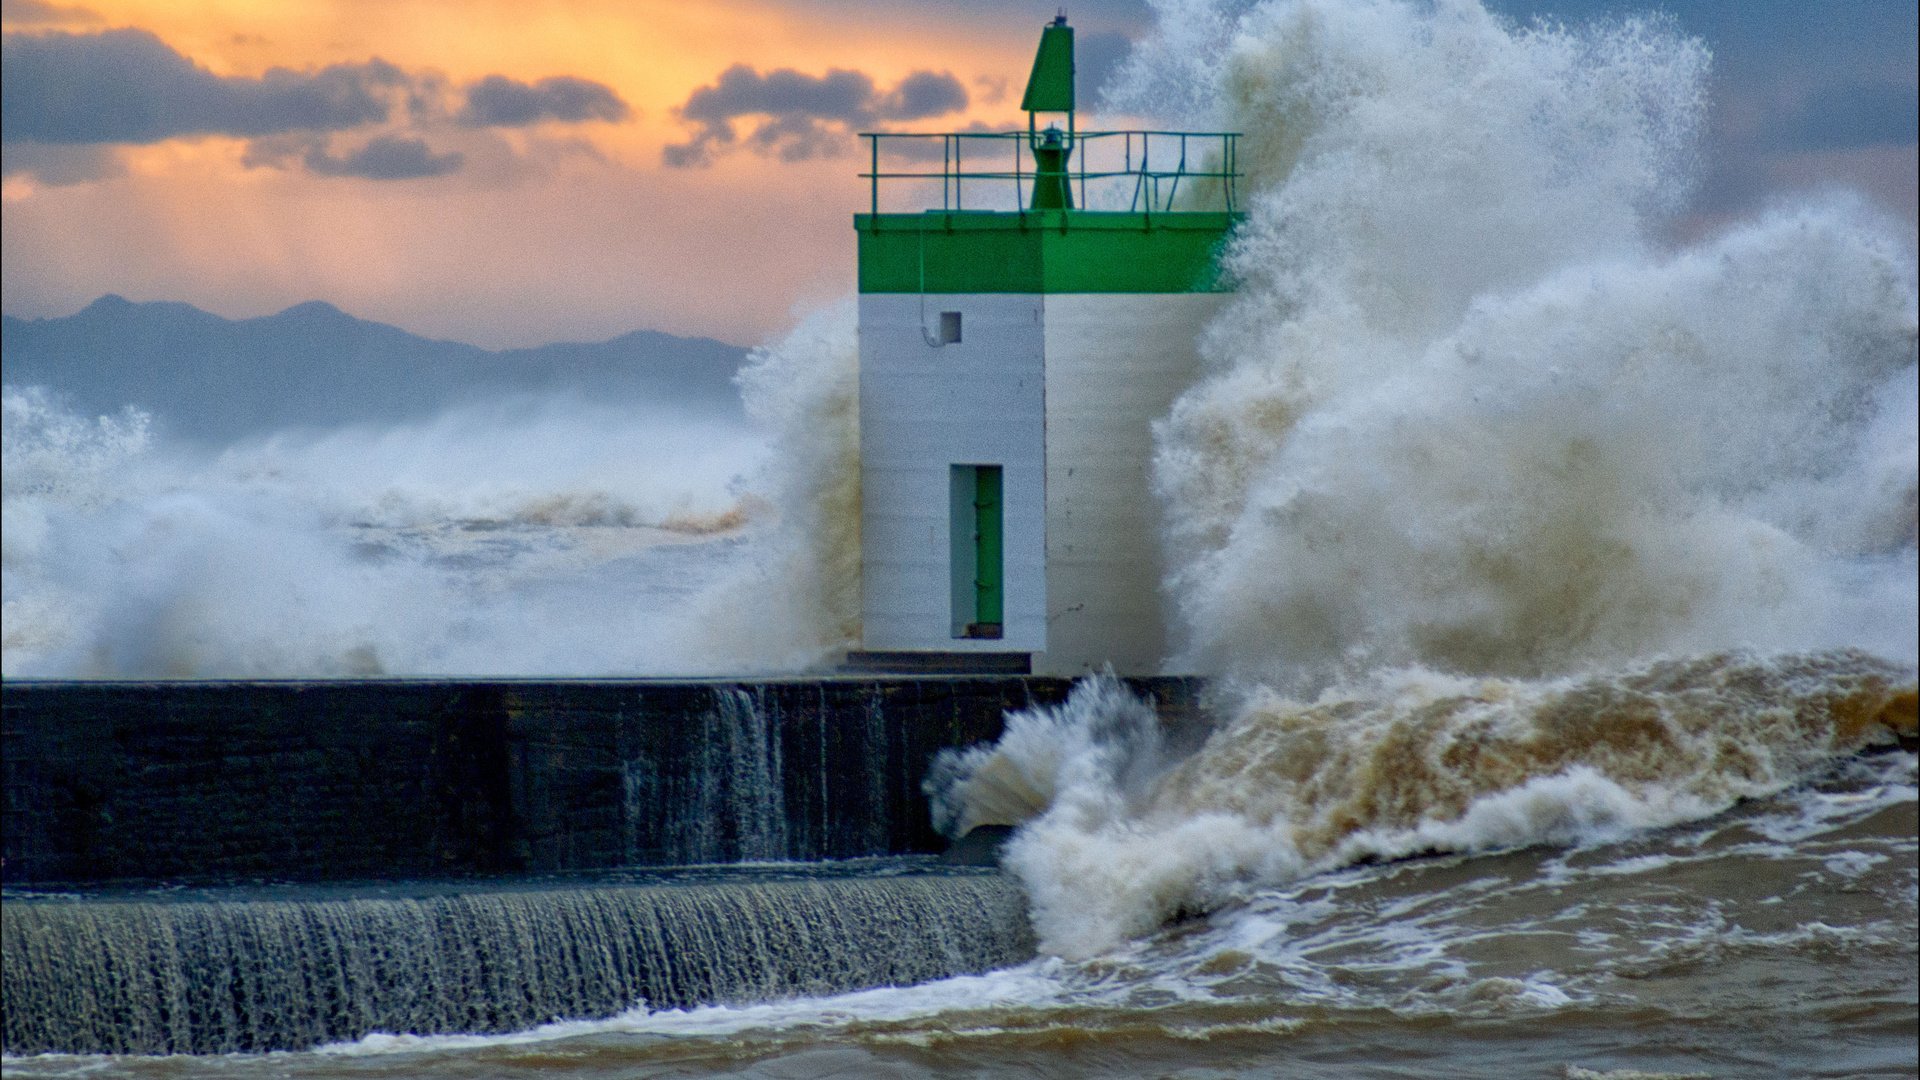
[{"xmin": 935, "ymin": 652, "xmax": 1914, "ymax": 957}]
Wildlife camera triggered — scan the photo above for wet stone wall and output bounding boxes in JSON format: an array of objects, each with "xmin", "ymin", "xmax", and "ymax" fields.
[{"xmin": 1, "ymin": 677, "xmax": 1202, "ymax": 887}]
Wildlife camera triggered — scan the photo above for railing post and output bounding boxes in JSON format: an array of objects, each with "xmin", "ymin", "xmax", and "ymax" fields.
[
  {"xmin": 1077, "ymin": 131, "xmax": 1086, "ymax": 210},
  {"xmin": 1162, "ymin": 133, "xmax": 1184, "ymax": 210},
  {"xmin": 1013, "ymin": 132, "xmax": 1024, "ymax": 214},
  {"xmin": 1142, "ymin": 135, "xmax": 1151, "ymax": 220},
  {"xmin": 869, "ymin": 135, "xmax": 878, "ymax": 218},
  {"xmin": 1227, "ymin": 134, "xmax": 1236, "ymax": 213}
]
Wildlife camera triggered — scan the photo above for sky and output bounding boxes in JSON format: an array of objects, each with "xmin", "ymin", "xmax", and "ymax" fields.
[{"xmin": 2, "ymin": 0, "xmax": 1914, "ymax": 349}]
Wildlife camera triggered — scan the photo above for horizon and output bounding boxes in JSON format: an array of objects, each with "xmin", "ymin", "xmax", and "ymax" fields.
[
  {"xmin": 3, "ymin": 0, "xmax": 1915, "ymax": 351},
  {"xmin": 4, "ymin": 290, "xmax": 756, "ymax": 350}
]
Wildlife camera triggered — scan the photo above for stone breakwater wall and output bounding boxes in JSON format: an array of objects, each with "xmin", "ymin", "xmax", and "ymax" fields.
[{"xmin": 1, "ymin": 677, "xmax": 1202, "ymax": 887}]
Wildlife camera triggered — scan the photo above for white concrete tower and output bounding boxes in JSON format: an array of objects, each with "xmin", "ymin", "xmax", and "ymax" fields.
[{"xmin": 849, "ymin": 17, "xmax": 1242, "ymax": 676}]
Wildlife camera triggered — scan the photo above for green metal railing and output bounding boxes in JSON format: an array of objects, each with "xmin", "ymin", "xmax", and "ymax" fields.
[{"xmin": 861, "ymin": 129, "xmax": 1241, "ymax": 217}]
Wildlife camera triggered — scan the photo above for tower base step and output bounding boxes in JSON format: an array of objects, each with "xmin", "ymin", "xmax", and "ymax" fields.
[{"xmin": 840, "ymin": 650, "xmax": 1032, "ymax": 675}]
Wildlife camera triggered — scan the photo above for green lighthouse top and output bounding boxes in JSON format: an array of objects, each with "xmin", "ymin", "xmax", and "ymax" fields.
[
  {"xmin": 1022, "ymin": 15, "xmax": 1076, "ymax": 211},
  {"xmin": 854, "ymin": 16, "xmax": 1244, "ymax": 295},
  {"xmin": 1021, "ymin": 15, "xmax": 1075, "ymax": 114}
]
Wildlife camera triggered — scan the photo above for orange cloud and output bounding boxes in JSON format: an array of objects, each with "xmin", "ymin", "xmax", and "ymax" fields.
[
  {"xmin": 47, "ymin": 1, "xmax": 1031, "ymax": 158},
  {"xmin": 1, "ymin": 1, "xmax": 1067, "ymax": 345}
]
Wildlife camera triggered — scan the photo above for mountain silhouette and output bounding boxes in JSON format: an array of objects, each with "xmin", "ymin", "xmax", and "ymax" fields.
[{"xmin": 2, "ymin": 296, "xmax": 748, "ymax": 442}]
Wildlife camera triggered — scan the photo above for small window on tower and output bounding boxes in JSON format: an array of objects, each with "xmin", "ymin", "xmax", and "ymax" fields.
[{"xmin": 939, "ymin": 311, "xmax": 963, "ymax": 344}]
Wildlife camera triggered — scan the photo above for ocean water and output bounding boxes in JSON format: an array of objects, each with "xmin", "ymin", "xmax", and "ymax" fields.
[
  {"xmin": 4, "ymin": 0, "xmax": 1917, "ymax": 1075},
  {"xmin": 3, "ymin": 737, "xmax": 1913, "ymax": 1077}
]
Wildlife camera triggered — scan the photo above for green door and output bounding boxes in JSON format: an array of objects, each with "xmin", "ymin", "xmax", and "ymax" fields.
[
  {"xmin": 972, "ymin": 465, "xmax": 1003, "ymax": 631},
  {"xmin": 951, "ymin": 464, "xmax": 1004, "ymax": 638}
]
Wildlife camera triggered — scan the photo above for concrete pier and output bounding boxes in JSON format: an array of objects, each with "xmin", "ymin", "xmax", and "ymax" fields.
[{"xmin": 1, "ymin": 676, "xmax": 1201, "ymax": 888}]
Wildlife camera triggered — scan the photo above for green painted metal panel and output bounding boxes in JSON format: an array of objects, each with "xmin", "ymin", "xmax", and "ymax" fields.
[
  {"xmin": 863, "ymin": 218, "xmax": 1047, "ymax": 293},
  {"xmin": 855, "ymin": 211, "xmax": 1241, "ymax": 294},
  {"xmin": 1029, "ymin": 130, "xmax": 1073, "ymax": 210},
  {"xmin": 973, "ymin": 466, "xmax": 1003, "ymax": 628},
  {"xmin": 1021, "ymin": 22, "xmax": 1074, "ymax": 113}
]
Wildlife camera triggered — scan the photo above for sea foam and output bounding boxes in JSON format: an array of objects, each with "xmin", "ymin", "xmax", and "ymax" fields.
[{"xmin": 934, "ymin": 0, "xmax": 1918, "ymax": 957}]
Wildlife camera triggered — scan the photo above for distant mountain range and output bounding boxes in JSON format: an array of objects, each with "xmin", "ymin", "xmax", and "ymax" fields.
[{"xmin": 2, "ymin": 296, "xmax": 749, "ymax": 442}]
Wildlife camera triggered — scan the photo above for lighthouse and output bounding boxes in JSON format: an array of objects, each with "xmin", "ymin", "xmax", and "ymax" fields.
[{"xmin": 849, "ymin": 17, "xmax": 1242, "ymax": 676}]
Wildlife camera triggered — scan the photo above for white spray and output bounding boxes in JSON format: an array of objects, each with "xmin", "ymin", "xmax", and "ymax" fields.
[
  {"xmin": 936, "ymin": 0, "xmax": 1919, "ymax": 957},
  {"xmin": 1, "ymin": 388, "xmax": 765, "ymax": 677},
  {"xmin": 684, "ymin": 301, "xmax": 864, "ymax": 672}
]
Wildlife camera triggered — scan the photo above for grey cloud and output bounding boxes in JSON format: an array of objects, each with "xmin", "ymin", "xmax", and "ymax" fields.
[
  {"xmin": 1076, "ymin": 32, "xmax": 1133, "ymax": 102},
  {"xmin": 1785, "ymin": 81, "xmax": 1919, "ymax": 151},
  {"xmin": 302, "ymin": 135, "xmax": 464, "ymax": 180},
  {"xmin": 742, "ymin": 113, "xmax": 847, "ymax": 163},
  {"xmin": 776, "ymin": 1, "xmax": 1151, "ymax": 35},
  {"xmin": 2, "ymin": 28, "xmax": 625, "ymax": 158},
  {"xmin": 660, "ymin": 140, "xmax": 710, "ymax": 169},
  {"xmin": 665, "ymin": 64, "xmax": 968, "ymax": 167},
  {"xmin": 0, "ymin": 140, "xmax": 122, "ymax": 183},
  {"xmin": 1693, "ymin": 78, "xmax": 1916, "ymax": 221},
  {"xmin": 683, "ymin": 65, "xmax": 876, "ymax": 126},
  {"xmin": 1, "ymin": 0, "xmax": 100, "ymax": 24},
  {"xmin": 2, "ymin": 28, "xmax": 408, "ymax": 144},
  {"xmin": 1, "ymin": 27, "xmax": 638, "ymax": 182},
  {"xmin": 882, "ymin": 70, "xmax": 969, "ymax": 120},
  {"xmin": 458, "ymin": 74, "xmax": 630, "ymax": 127},
  {"xmin": 238, "ymin": 132, "xmax": 316, "ymax": 170}
]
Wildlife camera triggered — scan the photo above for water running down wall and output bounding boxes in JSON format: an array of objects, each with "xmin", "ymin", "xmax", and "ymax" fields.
[{"xmin": 3, "ymin": 873, "xmax": 1035, "ymax": 1055}]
